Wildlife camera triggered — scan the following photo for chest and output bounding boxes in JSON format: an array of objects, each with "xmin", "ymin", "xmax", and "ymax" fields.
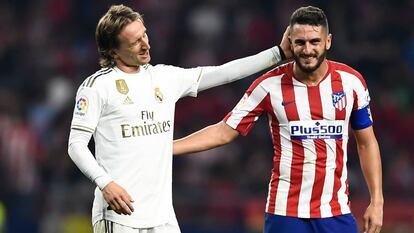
[
  {"xmin": 270, "ymin": 81, "xmax": 354, "ymax": 123},
  {"xmin": 102, "ymin": 76, "xmax": 174, "ymax": 123}
]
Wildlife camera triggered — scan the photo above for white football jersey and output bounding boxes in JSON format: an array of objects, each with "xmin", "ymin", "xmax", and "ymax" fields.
[{"xmin": 70, "ymin": 64, "xmax": 202, "ymax": 228}]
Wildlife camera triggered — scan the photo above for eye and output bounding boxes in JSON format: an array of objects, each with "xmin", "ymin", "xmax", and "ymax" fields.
[
  {"xmin": 294, "ymin": 40, "xmax": 305, "ymax": 46},
  {"xmin": 310, "ymin": 39, "xmax": 321, "ymax": 45},
  {"xmin": 311, "ymin": 40, "xmax": 321, "ymax": 45}
]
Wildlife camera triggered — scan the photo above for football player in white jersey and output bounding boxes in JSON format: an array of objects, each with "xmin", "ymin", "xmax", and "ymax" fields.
[
  {"xmin": 174, "ymin": 6, "xmax": 383, "ymax": 233},
  {"xmin": 67, "ymin": 4, "xmax": 292, "ymax": 233}
]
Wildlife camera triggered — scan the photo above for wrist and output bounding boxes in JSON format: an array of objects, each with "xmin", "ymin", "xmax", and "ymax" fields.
[
  {"xmin": 277, "ymin": 45, "xmax": 287, "ymax": 60},
  {"xmin": 95, "ymin": 175, "xmax": 113, "ymax": 190},
  {"xmin": 370, "ymin": 196, "xmax": 384, "ymax": 206}
]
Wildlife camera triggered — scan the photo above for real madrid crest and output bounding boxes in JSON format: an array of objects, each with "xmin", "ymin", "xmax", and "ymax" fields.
[
  {"xmin": 116, "ymin": 79, "xmax": 129, "ymax": 95},
  {"xmin": 154, "ymin": 87, "xmax": 163, "ymax": 103}
]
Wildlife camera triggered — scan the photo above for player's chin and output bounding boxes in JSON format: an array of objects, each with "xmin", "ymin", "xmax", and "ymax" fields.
[
  {"xmin": 299, "ymin": 63, "xmax": 318, "ymax": 73},
  {"xmin": 139, "ymin": 55, "xmax": 151, "ymax": 64}
]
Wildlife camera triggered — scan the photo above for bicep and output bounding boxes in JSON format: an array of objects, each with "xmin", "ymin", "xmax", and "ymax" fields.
[
  {"xmin": 216, "ymin": 121, "xmax": 239, "ymax": 143},
  {"xmin": 353, "ymin": 126, "xmax": 377, "ymax": 148}
]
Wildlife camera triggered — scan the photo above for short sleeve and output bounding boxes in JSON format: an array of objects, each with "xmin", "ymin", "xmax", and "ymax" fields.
[
  {"xmin": 155, "ymin": 65, "xmax": 203, "ymax": 99},
  {"xmin": 223, "ymin": 79, "xmax": 269, "ymax": 136},
  {"xmin": 350, "ymin": 76, "xmax": 373, "ymax": 130},
  {"xmin": 70, "ymin": 86, "xmax": 104, "ymax": 133}
]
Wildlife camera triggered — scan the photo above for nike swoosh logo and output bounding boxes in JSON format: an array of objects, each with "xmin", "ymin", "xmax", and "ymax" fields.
[{"xmin": 281, "ymin": 100, "xmax": 295, "ymax": 106}]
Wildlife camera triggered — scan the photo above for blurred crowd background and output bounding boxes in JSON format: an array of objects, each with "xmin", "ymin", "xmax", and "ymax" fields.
[{"xmin": 0, "ymin": 0, "xmax": 413, "ymax": 232}]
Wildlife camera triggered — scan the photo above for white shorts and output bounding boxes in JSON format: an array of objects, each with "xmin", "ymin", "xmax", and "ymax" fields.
[{"xmin": 93, "ymin": 219, "xmax": 181, "ymax": 233}]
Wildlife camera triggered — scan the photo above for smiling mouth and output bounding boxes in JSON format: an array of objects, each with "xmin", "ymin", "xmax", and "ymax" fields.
[
  {"xmin": 301, "ymin": 57, "xmax": 315, "ymax": 63},
  {"xmin": 301, "ymin": 54, "xmax": 316, "ymax": 59},
  {"xmin": 139, "ymin": 50, "xmax": 149, "ymax": 56}
]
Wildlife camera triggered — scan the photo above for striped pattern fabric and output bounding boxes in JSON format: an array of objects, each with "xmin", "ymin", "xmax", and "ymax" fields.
[
  {"xmin": 82, "ymin": 68, "xmax": 113, "ymax": 88},
  {"xmin": 224, "ymin": 61, "xmax": 369, "ymax": 218},
  {"xmin": 93, "ymin": 219, "xmax": 181, "ymax": 233},
  {"xmin": 93, "ymin": 219, "xmax": 113, "ymax": 233}
]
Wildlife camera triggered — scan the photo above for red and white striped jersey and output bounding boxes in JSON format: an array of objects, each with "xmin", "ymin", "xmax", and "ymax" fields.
[{"xmin": 224, "ymin": 61, "xmax": 372, "ymax": 218}]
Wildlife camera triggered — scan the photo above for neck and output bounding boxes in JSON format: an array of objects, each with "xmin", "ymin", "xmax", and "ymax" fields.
[
  {"xmin": 293, "ymin": 60, "xmax": 329, "ymax": 86},
  {"xmin": 115, "ymin": 60, "xmax": 140, "ymax": 74}
]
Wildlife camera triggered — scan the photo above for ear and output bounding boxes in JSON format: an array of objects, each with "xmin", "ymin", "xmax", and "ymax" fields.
[
  {"xmin": 111, "ymin": 50, "xmax": 118, "ymax": 59},
  {"xmin": 326, "ymin": 33, "xmax": 332, "ymax": 50}
]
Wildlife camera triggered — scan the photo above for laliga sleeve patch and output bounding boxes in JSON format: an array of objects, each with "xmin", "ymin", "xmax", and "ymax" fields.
[{"xmin": 74, "ymin": 96, "xmax": 88, "ymax": 117}]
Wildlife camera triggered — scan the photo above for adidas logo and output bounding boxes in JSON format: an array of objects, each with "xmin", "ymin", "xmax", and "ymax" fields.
[{"xmin": 123, "ymin": 96, "xmax": 134, "ymax": 105}]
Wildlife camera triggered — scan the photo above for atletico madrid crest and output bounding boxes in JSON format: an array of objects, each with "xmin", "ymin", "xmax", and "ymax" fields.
[{"xmin": 332, "ymin": 92, "xmax": 347, "ymax": 111}]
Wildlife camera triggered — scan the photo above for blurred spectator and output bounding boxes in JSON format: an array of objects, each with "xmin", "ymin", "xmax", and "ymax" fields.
[{"xmin": 0, "ymin": 89, "xmax": 45, "ymax": 233}]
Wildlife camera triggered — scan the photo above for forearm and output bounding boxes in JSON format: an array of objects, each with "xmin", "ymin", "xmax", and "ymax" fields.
[
  {"xmin": 174, "ymin": 122, "xmax": 239, "ymax": 155},
  {"xmin": 198, "ymin": 46, "xmax": 285, "ymax": 91},
  {"xmin": 358, "ymin": 139, "xmax": 383, "ymax": 204},
  {"xmin": 68, "ymin": 129, "xmax": 112, "ymax": 189}
]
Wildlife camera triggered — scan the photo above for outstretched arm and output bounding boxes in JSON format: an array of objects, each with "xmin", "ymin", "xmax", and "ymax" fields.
[
  {"xmin": 353, "ymin": 126, "xmax": 383, "ymax": 233},
  {"xmin": 197, "ymin": 27, "xmax": 292, "ymax": 91},
  {"xmin": 174, "ymin": 121, "xmax": 239, "ymax": 155}
]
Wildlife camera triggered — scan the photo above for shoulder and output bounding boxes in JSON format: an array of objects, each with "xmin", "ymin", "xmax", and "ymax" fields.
[
  {"xmin": 149, "ymin": 64, "xmax": 179, "ymax": 72},
  {"xmin": 248, "ymin": 62, "xmax": 292, "ymax": 92},
  {"xmin": 140, "ymin": 64, "xmax": 153, "ymax": 71},
  {"xmin": 329, "ymin": 61, "xmax": 367, "ymax": 87},
  {"xmin": 80, "ymin": 67, "xmax": 115, "ymax": 89},
  {"xmin": 146, "ymin": 64, "xmax": 177, "ymax": 76},
  {"xmin": 149, "ymin": 64, "xmax": 202, "ymax": 83},
  {"xmin": 151, "ymin": 63, "xmax": 204, "ymax": 72}
]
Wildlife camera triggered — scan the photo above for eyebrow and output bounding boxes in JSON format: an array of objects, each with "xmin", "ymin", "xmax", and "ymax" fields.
[
  {"xmin": 133, "ymin": 29, "xmax": 147, "ymax": 43},
  {"xmin": 294, "ymin": 38, "xmax": 321, "ymax": 43}
]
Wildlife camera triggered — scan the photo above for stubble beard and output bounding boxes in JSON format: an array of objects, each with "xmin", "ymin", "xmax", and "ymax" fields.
[{"xmin": 294, "ymin": 50, "xmax": 327, "ymax": 74}]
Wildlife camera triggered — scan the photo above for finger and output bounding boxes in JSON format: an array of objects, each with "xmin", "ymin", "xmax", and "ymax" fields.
[
  {"xmin": 116, "ymin": 196, "xmax": 132, "ymax": 215},
  {"xmin": 285, "ymin": 26, "xmax": 290, "ymax": 35},
  {"xmin": 366, "ymin": 223, "xmax": 375, "ymax": 233},
  {"xmin": 109, "ymin": 202, "xmax": 122, "ymax": 214},
  {"xmin": 119, "ymin": 199, "xmax": 131, "ymax": 215},
  {"xmin": 363, "ymin": 217, "xmax": 369, "ymax": 233},
  {"xmin": 122, "ymin": 195, "xmax": 134, "ymax": 212},
  {"xmin": 111, "ymin": 200, "xmax": 122, "ymax": 212},
  {"xmin": 124, "ymin": 199, "xmax": 134, "ymax": 213},
  {"xmin": 124, "ymin": 192, "xmax": 134, "ymax": 202},
  {"xmin": 369, "ymin": 221, "xmax": 382, "ymax": 233},
  {"xmin": 119, "ymin": 200, "xmax": 132, "ymax": 215},
  {"xmin": 373, "ymin": 224, "xmax": 382, "ymax": 233}
]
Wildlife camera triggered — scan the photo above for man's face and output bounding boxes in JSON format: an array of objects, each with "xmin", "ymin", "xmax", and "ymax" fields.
[
  {"xmin": 113, "ymin": 20, "xmax": 151, "ymax": 67},
  {"xmin": 289, "ymin": 24, "xmax": 331, "ymax": 73}
]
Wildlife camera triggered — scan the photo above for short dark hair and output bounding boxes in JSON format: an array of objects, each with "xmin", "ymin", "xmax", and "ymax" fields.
[
  {"xmin": 95, "ymin": 4, "xmax": 144, "ymax": 68},
  {"xmin": 289, "ymin": 6, "xmax": 329, "ymax": 32}
]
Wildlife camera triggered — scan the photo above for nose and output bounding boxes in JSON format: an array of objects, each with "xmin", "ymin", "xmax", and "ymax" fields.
[
  {"xmin": 142, "ymin": 37, "xmax": 150, "ymax": 49},
  {"xmin": 303, "ymin": 42, "xmax": 313, "ymax": 55}
]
